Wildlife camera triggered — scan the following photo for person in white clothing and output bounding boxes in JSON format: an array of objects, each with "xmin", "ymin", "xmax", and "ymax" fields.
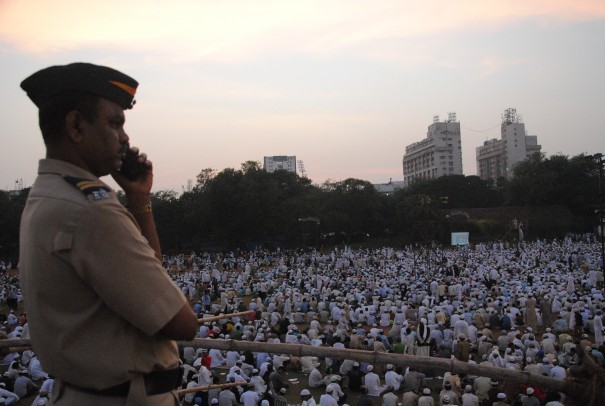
[
  {"xmin": 300, "ymin": 388, "xmax": 317, "ymax": 406},
  {"xmin": 209, "ymin": 348, "xmax": 226, "ymax": 367},
  {"xmin": 460, "ymin": 385, "xmax": 479, "ymax": 406},
  {"xmin": 239, "ymin": 385, "xmax": 260, "ymax": 406},
  {"xmin": 249, "ymin": 369, "xmax": 267, "ymax": 396},
  {"xmin": 327, "ymin": 376, "xmax": 346, "ymax": 404},
  {"xmin": 364, "ymin": 365, "xmax": 386, "ymax": 396},
  {"xmin": 39, "ymin": 377, "xmax": 54, "ymax": 396},
  {"xmin": 309, "ymin": 363, "xmax": 328, "ymax": 388},
  {"xmin": 384, "ymin": 364, "xmax": 403, "ymax": 391},
  {"xmin": 593, "ymin": 311, "xmax": 604, "ymax": 346},
  {"xmin": 225, "ymin": 350, "xmax": 240, "ymax": 367},
  {"xmin": 0, "ymin": 385, "xmax": 19, "ymax": 406},
  {"xmin": 418, "ymin": 387, "xmax": 435, "ymax": 406},
  {"xmin": 382, "ymin": 386, "xmax": 399, "ymax": 406},
  {"xmin": 319, "ymin": 387, "xmax": 338, "ymax": 406},
  {"xmin": 182, "ymin": 380, "xmax": 201, "ymax": 406},
  {"xmin": 27, "ymin": 356, "xmax": 47, "ymax": 381},
  {"xmin": 549, "ymin": 360, "xmax": 567, "ymax": 380}
]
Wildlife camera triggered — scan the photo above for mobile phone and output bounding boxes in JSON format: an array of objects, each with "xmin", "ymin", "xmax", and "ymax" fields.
[{"xmin": 120, "ymin": 148, "xmax": 148, "ymax": 181}]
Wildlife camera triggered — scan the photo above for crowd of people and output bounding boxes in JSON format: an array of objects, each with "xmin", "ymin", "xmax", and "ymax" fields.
[
  {"xmin": 1, "ymin": 233, "xmax": 604, "ymax": 405},
  {"xmin": 170, "ymin": 234, "xmax": 602, "ymax": 406}
]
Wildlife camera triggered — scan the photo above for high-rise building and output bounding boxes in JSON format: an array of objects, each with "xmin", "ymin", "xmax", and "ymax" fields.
[
  {"xmin": 476, "ymin": 108, "xmax": 541, "ymax": 181},
  {"xmin": 263, "ymin": 156, "xmax": 297, "ymax": 174},
  {"xmin": 403, "ymin": 113, "xmax": 463, "ymax": 185}
]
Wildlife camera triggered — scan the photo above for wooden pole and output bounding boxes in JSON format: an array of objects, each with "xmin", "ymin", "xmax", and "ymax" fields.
[
  {"xmin": 1, "ymin": 338, "xmax": 586, "ymax": 400},
  {"xmin": 0, "ymin": 339, "xmax": 31, "ymax": 348},
  {"xmin": 197, "ymin": 311, "xmax": 254, "ymax": 324},
  {"xmin": 177, "ymin": 338, "xmax": 584, "ymax": 398},
  {"xmin": 177, "ymin": 381, "xmax": 246, "ymax": 396}
]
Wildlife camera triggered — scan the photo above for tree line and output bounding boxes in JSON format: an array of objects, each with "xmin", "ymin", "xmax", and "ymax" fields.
[{"xmin": 1, "ymin": 153, "xmax": 602, "ymax": 259}]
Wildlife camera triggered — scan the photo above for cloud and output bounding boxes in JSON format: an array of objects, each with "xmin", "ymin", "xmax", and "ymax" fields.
[{"xmin": 1, "ymin": 0, "xmax": 603, "ymax": 63}]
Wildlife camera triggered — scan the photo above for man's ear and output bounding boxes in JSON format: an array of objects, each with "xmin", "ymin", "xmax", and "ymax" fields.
[{"xmin": 64, "ymin": 110, "xmax": 85, "ymax": 143}]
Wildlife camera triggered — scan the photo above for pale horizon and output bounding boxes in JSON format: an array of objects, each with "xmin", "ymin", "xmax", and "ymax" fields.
[{"xmin": 1, "ymin": 1, "xmax": 604, "ymax": 192}]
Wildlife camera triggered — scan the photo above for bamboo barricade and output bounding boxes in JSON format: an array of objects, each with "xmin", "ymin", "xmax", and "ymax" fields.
[
  {"xmin": 1, "ymin": 338, "xmax": 590, "ymax": 401},
  {"xmin": 177, "ymin": 338, "xmax": 586, "ymax": 399},
  {"xmin": 177, "ymin": 381, "xmax": 246, "ymax": 396},
  {"xmin": 197, "ymin": 310, "xmax": 254, "ymax": 324},
  {"xmin": 0, "ymin": 339, "xmax": 31, "ymax": 354}
]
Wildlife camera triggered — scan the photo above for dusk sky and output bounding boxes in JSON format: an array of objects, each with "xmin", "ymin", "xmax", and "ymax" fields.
[{"xmin": 1, "ymin": 1, "xmax": 604, "ymax": 192}]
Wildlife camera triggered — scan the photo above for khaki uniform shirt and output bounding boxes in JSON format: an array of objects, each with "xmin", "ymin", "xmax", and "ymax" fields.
[{"xmin": 20, "ymin": 159, "xmax": 188, "ymax": 390}]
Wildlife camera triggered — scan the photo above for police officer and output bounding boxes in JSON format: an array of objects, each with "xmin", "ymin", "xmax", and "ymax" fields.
[{"xmin": 19, "ymin": 62, "xmax": 198, "ymax": 405}]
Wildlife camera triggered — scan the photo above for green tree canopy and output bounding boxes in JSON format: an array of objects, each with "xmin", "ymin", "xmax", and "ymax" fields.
[{"xmin": 2, "ymin": 153, "xmax": 602, "ymax": 253}]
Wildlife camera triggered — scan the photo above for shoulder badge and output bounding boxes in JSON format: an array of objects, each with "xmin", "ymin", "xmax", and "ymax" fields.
[{"xmin": 63, "ymin": 176, "xmax": 111, "ymax": 200}]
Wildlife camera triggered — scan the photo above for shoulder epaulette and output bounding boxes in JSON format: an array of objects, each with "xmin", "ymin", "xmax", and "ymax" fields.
[{"xmin": 63, "ymin": 176, "xmax": 111, "ymax": 200}]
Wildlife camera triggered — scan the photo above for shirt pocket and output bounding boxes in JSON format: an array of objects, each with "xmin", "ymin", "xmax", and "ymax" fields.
[{"xmin": 53, "ymin": 230, "xmax": 75, "ymax": 252}]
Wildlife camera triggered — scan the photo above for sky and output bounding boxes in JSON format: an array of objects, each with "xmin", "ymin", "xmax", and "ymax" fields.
[{"xmin": 1, "ymin": 0, "xmax": 604, "ymax": 192}]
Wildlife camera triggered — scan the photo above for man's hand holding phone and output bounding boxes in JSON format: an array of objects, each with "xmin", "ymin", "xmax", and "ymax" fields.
[
  {"xmin": 120, "ymin": 147, "xmax": 149, "ymax": 181},
  {"xmin": 113, "ymin": 145, "xmax": 153, "ymax": 203}
]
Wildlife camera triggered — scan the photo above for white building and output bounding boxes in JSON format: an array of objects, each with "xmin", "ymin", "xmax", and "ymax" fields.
[
  {"xmin": 373, "ymin": 179, "xmax": 406, "ymax": 194},
  {"xmin": 263, "ymin": 156, "xmax": 297, "ymax": 174},
  {"xmin": 402, "ymin": 113, "xmax": 463, "ymax": 185},
  {"xmin": 476, "ymin": 108, "xmax": 541, "ymax": 181}
]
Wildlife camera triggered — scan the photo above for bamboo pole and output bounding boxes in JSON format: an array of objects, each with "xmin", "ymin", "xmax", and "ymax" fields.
[
  {"xmin": 177, "ymin": 381, "xmax": 246, "ymax": 396},
  {"xmin": 1, "ymin": 338, "xmax": 586, "ymax": 399},
  {"xmin": 0, "ymin": 339, "xmax": 31, "ymax": 348},
  {"xmin": 197, "ymin": 311, "xmax": 254, "ymax": 324},
  {"xmin": 178, "ymin": 338, "xmax": 585, "ymax": 398}
]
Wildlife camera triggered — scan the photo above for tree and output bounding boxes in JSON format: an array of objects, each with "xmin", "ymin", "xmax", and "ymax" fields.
[
  {"xmin": 192, "ymin": 168, "xmax": 216, "ymax": 193},
  {"xmin": 319, "ymin": 178, "xmax": 388, "ymax": 242},
  {"xmin": 404, "ymin": 175, "xmax": 502, "ymax": 208},
  {"xmin": 151, "ymin": 190, "xmax": 186, "ymax": 252},
  {"xmin": 0, "ymin": 189, "xmax": 29, "ymax": 260},
  {"xmin": 241, "ymin": 160, "xmax": 262, "ymax": 175},
  {"xmin": 507, "ymin": 153, "xmax": 599, "ymax": 216},
  {"xmin": 1, "ymin": 154, "xmax": 601, "ymax": 254}
]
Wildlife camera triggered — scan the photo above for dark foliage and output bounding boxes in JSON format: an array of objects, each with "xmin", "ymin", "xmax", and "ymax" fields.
[{"xmin": 3, "ymin": 153, "xmax": 603, "ymax": 254}]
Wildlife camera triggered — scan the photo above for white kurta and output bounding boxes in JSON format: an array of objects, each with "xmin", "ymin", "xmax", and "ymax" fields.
[
  {"xmin": 594, "ymin": 314, "xmax": 604, "ymax": 346},
  {"xmin": 364, "ymin": 371, "xmax": 386, "ymax": 396}
]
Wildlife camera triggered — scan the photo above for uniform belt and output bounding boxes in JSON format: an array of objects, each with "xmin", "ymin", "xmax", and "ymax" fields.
[{"xmin": 66, "ymin": 367, "xmax": 182, "ymax": 397}]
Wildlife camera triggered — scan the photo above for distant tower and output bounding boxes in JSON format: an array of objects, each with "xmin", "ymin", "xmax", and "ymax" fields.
[
  {"xmin": 187, "ymin": 179, "xmax": 193, "ymax": 192},
  {"xmin": 14, "ymin": 178, "xmax": 24, "ymax": 190},
  {"xmin": 501, "ymin": 107, "xmax": 520, "ymax": 125},
  {"xmin": 476, "ymin": 108, "xmax": 541, "ymax": 181},
  {"xmin": 297, "ymin": 160, "xmax": 307, "ymax": 178}
]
